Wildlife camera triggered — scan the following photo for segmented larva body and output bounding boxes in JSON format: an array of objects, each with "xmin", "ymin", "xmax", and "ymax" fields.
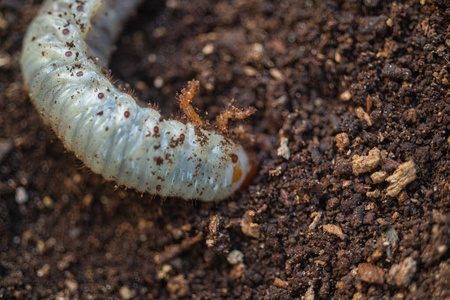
[{"xmin": 21, "ymin": 0, "xmax": 255, "ymax": 201}]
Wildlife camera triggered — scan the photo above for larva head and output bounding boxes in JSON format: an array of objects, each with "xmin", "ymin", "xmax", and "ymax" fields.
[{"xmin": 210, "ymin": 144, "xmax": 257, "ymax": 201}]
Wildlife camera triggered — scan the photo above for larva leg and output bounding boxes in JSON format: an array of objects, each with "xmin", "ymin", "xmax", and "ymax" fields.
[
  {"xmin": 177, "ymin": 80, "xmax": 204, "ymax": 127},
  {"xmin": 216, "ymin": 101, "xmax": 257, "ymax": 131},
  {"xmin": 21, "ymin": 0, "xmax": 257, "ymax": 201}
]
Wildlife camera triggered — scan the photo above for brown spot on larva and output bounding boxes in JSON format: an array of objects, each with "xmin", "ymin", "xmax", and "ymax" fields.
[
  {"xmin": 76, "ymin": 71, "xmax": 83, "ymax": 77},
  {"xmin": 168, "ymin": 135, "xmax": 185, "ymax": 148},
  {"xmin": 105, "ymin": 127, "xmax": 109, "ymax": 131},
  {"xmin": 231, "ymin": 154, "xmax": 238, "ymax": 163},
  {"xmin": 153, "ymin": 126, "xmax": 160, "ymax": 137},
  {"xmin": 156, "ymin": 185, "xmax": 161, "ymax": 192},
  {"xmin": 98, "ymin": 93, "xmax": 104, "ymax": 99},
  {"xmin": 62, "ymin": 28, "xmax": 70, "ymax": 35},
  {"xmin": 154, "ymin": 144, "xmax": 161, "ymax": 150},
  {"xmin": 96, "ymin": 111, "xmax": 103, "ymax": 116},
  {"xmin": 194, "ymin": 127, "xmax": 209, "ymax": 147},
  {"xmin": 65, "ymin": 51, "xmax": 72, "ymax": 57},
  {"xmin": 124, "ymin": 111, "xmax": 130, "ymax": 118},
  {"xmin": 165, "ymin": 153, "xmax": 173, "ymax": 164},
  {"xmin": 76, "ymin": 5, "xmax": 84, "ymax": 12},
  {"xmin": 153, "ymin": 156, "xmax": 164, "ymax": 166}
]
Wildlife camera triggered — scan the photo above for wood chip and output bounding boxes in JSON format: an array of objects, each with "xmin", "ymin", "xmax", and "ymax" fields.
[
  {"xmin": 386, "ymin": 160, "xmax": 417, "ymax": 197},
  {"xmin": 322, "ymin": 224, "xmax": 345, "ymax": 240},
  {"xmin": 355, "ymin": 106, "xmax": 373, "ymax": 126}
]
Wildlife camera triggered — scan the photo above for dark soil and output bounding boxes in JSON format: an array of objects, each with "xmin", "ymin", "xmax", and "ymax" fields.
[{"xmin": 1, "ymin": 0, "xmax": 449, "ymax": 299}]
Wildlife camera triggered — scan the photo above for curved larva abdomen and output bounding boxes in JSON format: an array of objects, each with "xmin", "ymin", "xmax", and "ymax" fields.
[{"xmin": 21, "ymin": 0, "xmax": 255, "ymax": 201}]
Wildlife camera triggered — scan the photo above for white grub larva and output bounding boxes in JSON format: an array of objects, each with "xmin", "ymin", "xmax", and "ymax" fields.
[{"xmin": 21, "ymin": 0, "xmax": 257, "ymax": 201}]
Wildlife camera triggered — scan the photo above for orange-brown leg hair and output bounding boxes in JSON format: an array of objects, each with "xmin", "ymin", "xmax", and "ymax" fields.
[
  {"xmin": 177, "ymin": 80, "xmax": 204, "ymax": 126},
  {"xmin": 216, "ymin": 99, "xmax": 256, "ymax": 131}
]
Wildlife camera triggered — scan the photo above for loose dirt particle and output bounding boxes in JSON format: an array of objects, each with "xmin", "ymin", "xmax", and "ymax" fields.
[
  {"xmin": 355, "ymin": 107, "xmax": 373, "ymax": 126},
  {"xmin": 304, "ymin": 284, "xmax": 315, "ymax": 300},
  {"xmin": 65, "ymin": 279, "xmax": 78, "ymax": 293},
  {"xmin": 42, "ymin": 196, "xmax": 53, "ymax": 208},
  {"xmin": 156, "ymin": 264, "xmax": 173, "ymax": 280},
  {"xmin": 36, "ymin": 264, "xmax": 51, "ymax": 278},
  {"xmin": 202, "ymin": 43, "xmax": 214, "ymax": 55},
  {"xmin": 119, "ymin": 286, "xmax": 135, "ymax": 300},
  {"xmin": 15, "ymin": 186, "xmax": 28, "ymax": 204},
  {"xmin": 352, "ymin": 148, "xmax": 381, "ymax": 176},
  {"xmin": 269, "ymin": 68, "xmax": 284, "ymax": 81},
  {"xmin": 366, "ymin": 189, "xmax": 381, "ymax": 198},
  {"xmin": 340, "ymin": 90, "xmax": 352, "ymax": 101},
  {"xmin": 57, "ymin": 254, "xmax": 76, "ymax": 271},
  {"xmin": 388, "ymin": 257, "xmax": 417, "ymax": 287},
  {"xmin": 277, "ymin": 137, "xmax": 290, "ymax": 160},
  {"xmin": 230, "ymin": 263, "xmax": 246, "ymax": 280},
  {"xmin": 227, "ymin": 250, "xmax": 244, "ymax": 265},
  {"xmin": 407, "ymin": 108, "xmax": 417, "ymax": 123},
  {"xmin": 167, "ymin": 274, "xmax": 189, "ymax": 298},
  {"xmin": 274, "ymin": 277, "xmax": 289, "ymax": 289},
  {"xmin": 335, "ymin": 133, "xmax": 350, "ymax": 152},
  {"xmin": 322, "ymin": 224, "xmax": 345, "ymax": 240},
  {"xmin": 382, "ymin": 64, "xmax": 412, "ymax": 81},
  {"xmin": 0, "ymin": 139, "xmax": 13, "ymax": 163},
  {"xmin": 240, "ymin": 210, "xmax": 264, "ymax": 240},
  {"xmin": 208, "ymin": 215, "xmax": 220, "ymax": 234},
  {"xmin": 309, "ymin": 211, "xmax": 322, "ymax": 231},
  {"xmin": 371, "ymin": 170, "xmax": 388, "ymax": 184},
  {"xmin": 358, "ymin": 263, "xmax": 385, "ymax": 285},
  {"xmin": 386, "ymin": 160, "xmax": 417, "ymax": 197}
]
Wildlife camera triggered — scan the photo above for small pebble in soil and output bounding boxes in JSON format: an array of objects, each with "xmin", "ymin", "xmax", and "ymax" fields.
[
  {"xmin": 119, "ymin": 286, "xmax": 135, "ymax": 300},
  {"xmin": 15, "ymin": 186, "xmax": 28, "ymax": 204},
  {"xmin": 358, "ymin": 263, "xmax": 385, "ymax": 285},
  {"xmin": 227, "ymin": 250, "xmax": 244, "ymax": 265}
]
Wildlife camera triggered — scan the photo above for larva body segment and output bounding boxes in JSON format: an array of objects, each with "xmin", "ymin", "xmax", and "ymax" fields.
[{"xmin": 21, "ymin": 0, "xmax": 254, "ymax": 201}]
